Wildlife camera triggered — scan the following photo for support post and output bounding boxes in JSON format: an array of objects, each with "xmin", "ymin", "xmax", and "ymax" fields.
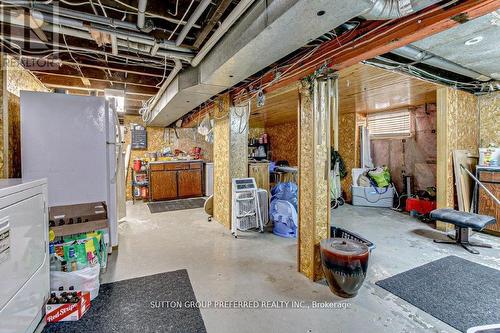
[
  {"xmin": 436, "ymin": 87, "xmax": 479, "ymax": 231},
  {"xmin": 213, "ymin": 94, "xmax": 249, "ymax": 229},
  {"xmin": 297, "ymin": 76, "xmax": 333, "ymax": 281}
]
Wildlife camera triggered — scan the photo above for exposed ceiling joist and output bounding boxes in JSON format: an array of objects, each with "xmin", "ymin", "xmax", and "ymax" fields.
[
  {"xmin": 40, "ymin": 77, "xmax": 158, "ymax": 95},
  {"xmin": 193, "ymin": 0, "xmax": 233, "ymax": 49},
  {"xmin": 43, "ymin": 83, "xmax": 155, "ymax": 97},
  {"xmin": 16, "ymin": 55, "xmax": 167, "ymax": 78},
  {"xmin": 31, "ymin": 71, "xmax": 160, "ymax": 88}
]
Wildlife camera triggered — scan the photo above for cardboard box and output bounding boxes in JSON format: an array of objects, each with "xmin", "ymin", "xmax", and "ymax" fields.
[
  {"xmin": 49, "ymin": 202, "xmax": 109, "ymax": 237},
  {"xmin": 45, "ymin": 291, "xmax": 91, "ymax": 322}
]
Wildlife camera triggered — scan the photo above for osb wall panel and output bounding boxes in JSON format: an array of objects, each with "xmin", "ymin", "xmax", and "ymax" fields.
[
  {"xmin": 0, "ymin": 55, "xmax": 4, "ymax": 175},
  {"xmin": 213, "ymin": 94, "xmax": 232, "ymax": 229},
  {"xmin": 371, "ymin": 105, "xmax": 437, "ymax": 192},
  {"xmin": 6, "ymin": 55, "xmax": 48, "ymax": 96},
  {"xmin": 230, "ymin": 107, "xmax": 249, "ymax": 179},
  {"xmin": 0, "ymin": 55, "xmax": 47, "ymax": 177},
  {"xmin": 338, "ymin": 113, "xmax": 358, "ymax": 202},
  {"xmin": 8, "ymin": 94, "xmax": 21, "ymax": 178},
  {"xmin": 478, "ymin": 92, "xmax": 499, "ymax": 147},
  {"xmin": 123, "ymin": 115, "xmax": 213, "ymax": 200},
  {"xmin": 266, "ymin": 121, "xmax": 298, "ymax": 166},
  {"xmin": 298, "ymin": 81, "xmax": 329, "ymax": 281},
  {"xmin": 249, "ymin": 127, "xmax": 265, "ymax": 139},
  {"xmin": 436, "ymin": 87, "xmax": 478, "ymax": 230}
]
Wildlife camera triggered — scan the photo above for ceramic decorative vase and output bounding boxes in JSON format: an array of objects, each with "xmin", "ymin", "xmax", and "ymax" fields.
[{"xmin": 320, "ymin": 238, "xmax": 370, "ymax": 298}]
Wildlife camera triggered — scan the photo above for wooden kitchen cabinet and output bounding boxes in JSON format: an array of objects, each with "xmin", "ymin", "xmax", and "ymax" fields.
[
  {"xmin": 477, "ymin": 168, "xmax": 500, "ymax": 235},
  {"xmin": 150, "ymin": 170, "xmax": 178, "ymax": 201},
  {"xmin": 178, "ymin": 169, "xmax": 203, "ymax": 197},
  {"xmin": 249, "ymin": 162, "xmax": 270, "ymax": 192},
  {"xmin": 149, "ymin": 161, "xmax": 204, "ymax": 201}
]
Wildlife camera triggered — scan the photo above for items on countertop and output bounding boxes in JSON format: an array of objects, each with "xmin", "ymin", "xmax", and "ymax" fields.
[{"xmin": 479, "ymin": 144, "xmax": 499, "ymax": 167}]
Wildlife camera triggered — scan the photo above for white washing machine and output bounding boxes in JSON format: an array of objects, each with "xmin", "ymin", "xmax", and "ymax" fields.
[{"xmin": 0, "ymin": 179, "xmax": 49, "ymax": 333}]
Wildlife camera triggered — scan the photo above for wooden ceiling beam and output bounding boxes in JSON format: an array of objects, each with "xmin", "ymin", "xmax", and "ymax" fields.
[
  {"xmin": 31, "ymin": 71, "xmax": 159, "ymax": 88},
  {"xmin": 45, "ymin": 84, "xmax": 155, "ymax": 97},
  {"xmin": 17, "ymin": 55, "xmax": 166, "ymax": 78},
  {"xmin": 37, "ymin": 75, "xmax": 159, "ymax": 95},
  {"xmin": 28, "ymin": 64, "xmax": 162, "ymax": 86},
  {"xmin": 193, "ymin": 0, "xmax": 233, "ymax": 49}
]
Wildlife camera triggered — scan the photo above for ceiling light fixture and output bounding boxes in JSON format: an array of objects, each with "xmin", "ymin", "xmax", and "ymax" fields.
[{"xmin": 464, "ymin": 36, "xmax": 483, "ymax": 45}]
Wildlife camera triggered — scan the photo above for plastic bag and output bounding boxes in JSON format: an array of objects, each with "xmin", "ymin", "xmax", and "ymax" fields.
[
  {"xmin": 270, "ymin": 200, "xmax": 298, "ymax": 238},
  {"xmin": 368, "ymin": 167, "xmax": 391, "ymax": 188},
  {"xmin": 197, "ymin": 114, "xmax": 212, "ymax": 136},
  {"xmin": 270, "ymin": 182, "xmax": 298, "ymax": 211},
  {"xmin": 50, "ymin": 264, "xmax": 100, "ymax": 300}
]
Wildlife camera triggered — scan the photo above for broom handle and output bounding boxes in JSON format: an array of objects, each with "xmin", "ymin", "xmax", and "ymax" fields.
[{"xmin": 460, "ymin": 164, "xmax": 500, "ymax": 206}]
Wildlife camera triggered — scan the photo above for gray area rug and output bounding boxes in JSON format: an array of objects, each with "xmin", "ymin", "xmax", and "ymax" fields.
[
  {"xmin": 148, "ymin": 198, "xmax": 206, "ymax": 214},
  {"xmin": 43, "ymin": 269, "xmax": 206, "ymax": 333},
  {"xmin": 376, "ymin": 256, "xmax": 500, "ymax": 332}
]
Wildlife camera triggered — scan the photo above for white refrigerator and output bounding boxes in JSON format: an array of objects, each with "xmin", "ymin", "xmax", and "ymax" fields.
[{"xmin": 21, "ymin": 91, "xmax": 124, "ymax": 247}]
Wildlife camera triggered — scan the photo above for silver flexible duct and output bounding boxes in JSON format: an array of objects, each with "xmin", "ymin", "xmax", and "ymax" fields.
[{"xmin": 363, "ymin": 0, "xmax": 439, "ymax": 19}]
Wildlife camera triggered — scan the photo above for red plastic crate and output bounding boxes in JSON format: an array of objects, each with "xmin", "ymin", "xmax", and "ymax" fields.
[{"xmin": 405, "ymin": 198, "xmax": 436, "ymax": 215}]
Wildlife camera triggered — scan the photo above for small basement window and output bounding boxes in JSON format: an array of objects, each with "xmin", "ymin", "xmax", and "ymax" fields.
[{"xmin": 367, "ymin": 110, "xmax": 411, "ymax": 138}]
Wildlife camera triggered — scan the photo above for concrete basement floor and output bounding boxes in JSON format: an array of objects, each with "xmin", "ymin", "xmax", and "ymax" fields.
[{"xmin": 102, "ymin": 202, "xmax": 500, "ymax": 333}]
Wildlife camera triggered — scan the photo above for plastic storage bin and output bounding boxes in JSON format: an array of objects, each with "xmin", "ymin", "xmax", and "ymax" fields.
[
  {"xmin": 351, "ymin": 185, "xmax": 394, "ymax": 208},
  {"xmin": 330, "ymin": 226, "xmax": 376, "ymax": 252}
]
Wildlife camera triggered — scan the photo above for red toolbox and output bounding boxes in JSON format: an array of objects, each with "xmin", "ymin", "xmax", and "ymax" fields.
[{"xmin": 405, "ymin": 198, "xmax": 436, "ymax": 215}]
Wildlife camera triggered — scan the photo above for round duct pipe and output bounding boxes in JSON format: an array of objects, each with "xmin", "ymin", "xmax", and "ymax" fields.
[{"xmin": 363, "ymin": 0, "xmax": 440, "ymax": 19}]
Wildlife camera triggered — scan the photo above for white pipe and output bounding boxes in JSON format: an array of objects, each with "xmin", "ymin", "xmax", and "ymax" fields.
[
  {"xmin": 144, "ymin": 59, "xmax": 183, "ymax": 122},
  {"xmin": 137, "ymin": 0, "xmax": 148, "ymax": 29},
  {"xmin": 0, "ymin": 10, "xmax": 193, "ymax": 61},
  {"xmin": 175, "ymin": 0, "xmax": 212, "ymax": 46},
  {"xmin": 30, "ymin": 8, "xmax": 193, "ymax": 54},
  {"xmin": 191, "ymin": 0, "xmax": 256, "ymax": 67}
]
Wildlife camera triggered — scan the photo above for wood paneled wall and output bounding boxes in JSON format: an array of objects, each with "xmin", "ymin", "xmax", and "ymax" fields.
[
  {"xmin": 478, "ymin": 92, "xmax": 499, "ymax": 147},
  {"xmin": 338, "ymin": 113, "xmax": 361, "ymax": 202},
  {"xmin": 213, "ymin": 94, "xmax": 249, "ymax": 229},
  {"xmin": 266, "ymin": 121, "xmax": 298, "ymax": 166},
  {"xmin": 436, "ymin": 87, "xmax": 479, "ymax": 230},
  {"xmin": 0, "ymin": 54, "xmax": 48, "ymax": 178},
  {"xmin": 298, "ymin": 81, "xmax": 330, "ymax": 281}
]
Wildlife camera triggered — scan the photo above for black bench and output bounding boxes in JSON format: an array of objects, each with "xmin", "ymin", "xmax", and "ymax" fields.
[{"xmin": 429, "ymin": 208, "xmax": 496, "ymax": 254}]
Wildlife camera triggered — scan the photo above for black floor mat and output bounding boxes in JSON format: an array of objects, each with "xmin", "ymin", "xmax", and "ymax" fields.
[
  {"xmin": 147, "ymin": 198, "xmax": 206, "ymax": 214},
  {"xmin": 376, "ymin": 256, "xmax": 500, "ymax": 332},
  {"xmin": 43, "ymin": 269, "xmax": 206, "ymax": 333}
]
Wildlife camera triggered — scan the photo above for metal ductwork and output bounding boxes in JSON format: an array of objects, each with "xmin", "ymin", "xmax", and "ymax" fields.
[
  {"xmin": 148, "ymin": 0, "xmax": 443, "ymax": 126},
  {"xmin": 362, "ymin": 0, "xmax": 440, "ymax": 19},
  {"xmin": 142, "ymin": 59, "xmax": 183, "ymax": 123},
  {"xmin": 148, "ymin": 0, "xmax": 378, "ymax": 126},
  {"xmin": 391, "ymin": 45, "xmax": 492, "ymax": 81}
]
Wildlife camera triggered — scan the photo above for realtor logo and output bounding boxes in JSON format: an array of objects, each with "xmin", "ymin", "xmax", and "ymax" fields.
[{"xmin": 0, "ymin": 3, "xmax": 60, "ymax": 70}]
